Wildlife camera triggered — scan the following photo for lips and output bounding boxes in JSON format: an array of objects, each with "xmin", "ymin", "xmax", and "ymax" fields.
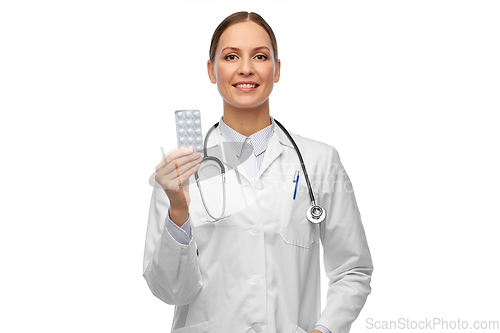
[{"xmin": 233, "ymin": 81, "xmax": 260, "ymax": 89}]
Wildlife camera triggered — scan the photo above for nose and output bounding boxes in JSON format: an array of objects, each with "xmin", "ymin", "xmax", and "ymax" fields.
[{"xmin": 238, "ymin": 57, "xmax": 254, "ymax": 76}]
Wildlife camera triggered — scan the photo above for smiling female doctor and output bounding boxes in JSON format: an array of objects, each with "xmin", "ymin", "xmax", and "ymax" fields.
[{"xmin": 143, "ymin": 11, "xmax": 373, "ymax": 333}]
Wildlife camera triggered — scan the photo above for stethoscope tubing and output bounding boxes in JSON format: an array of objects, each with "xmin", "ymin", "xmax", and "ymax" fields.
[
  {"xmin": 194, "ymin": 119, "xmax": 326, "ymax": 223},
  {"xmin": 273, "ymin": 119, "xmax": 317, "ymax": 206}
]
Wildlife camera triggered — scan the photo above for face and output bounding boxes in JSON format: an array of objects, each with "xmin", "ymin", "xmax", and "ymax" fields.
[{"xmin": 207, "ymin": 21, "xmax": 281, "ymax": 110}]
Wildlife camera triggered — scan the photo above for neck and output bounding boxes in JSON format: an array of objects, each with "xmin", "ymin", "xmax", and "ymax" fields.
[{"xmin": 222, "ymin": 100, "xmax": 271, "ymax": 137}]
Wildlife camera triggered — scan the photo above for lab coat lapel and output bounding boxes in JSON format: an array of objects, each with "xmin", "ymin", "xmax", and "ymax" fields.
[{"xmin": 256, "ymin": 125, "xmax": 293, "ymax": 179}]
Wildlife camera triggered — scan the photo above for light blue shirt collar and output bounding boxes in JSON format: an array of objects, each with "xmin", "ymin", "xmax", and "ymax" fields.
[{"xmin": 218, "ymin": 116, "xmax": 275, "ymax": 158}]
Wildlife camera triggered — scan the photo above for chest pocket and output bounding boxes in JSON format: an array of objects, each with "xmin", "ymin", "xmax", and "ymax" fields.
[{"xmin": 276, "ymin": 176, "xmax": 319, "ymax": 249}]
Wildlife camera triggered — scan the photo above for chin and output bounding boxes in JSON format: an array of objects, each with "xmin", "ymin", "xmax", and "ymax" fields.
[
  {"xmin": 233, "ymin": 97, "xmax": 270, "ymax": 108},
  {"xmin": 234, "ymin": 103, "xmax": 266, "ymax": 110}
]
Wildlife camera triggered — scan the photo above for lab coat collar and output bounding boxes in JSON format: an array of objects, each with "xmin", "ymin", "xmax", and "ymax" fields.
[{"xmin": 274, "ymin": 121, "xmax": 295, "ymax": 149}]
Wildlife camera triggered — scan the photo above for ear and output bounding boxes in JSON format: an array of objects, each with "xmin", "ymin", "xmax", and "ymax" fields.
[
  {"xmin": 207, "ymin": 60, "xmax": 217, "ymax": 84},
  {"xmin": 274, "ymin": 59, "xmax": 281, "ymax": 83}
]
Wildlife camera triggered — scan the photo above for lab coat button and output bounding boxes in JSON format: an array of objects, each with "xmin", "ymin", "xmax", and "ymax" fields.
[
  {"xmin": 252, "ymin": 323, "xmax": 262, "ymax": 332},
  {"xmin": 251, "ymin": 225, "xmax": 260, "ymax": 234},
  {"xmin": 251, "ymin": 275, "xmax": 261, "ymax": 283}
]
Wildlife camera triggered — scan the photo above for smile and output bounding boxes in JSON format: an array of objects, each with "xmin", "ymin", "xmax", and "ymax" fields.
[{"xmin": 233, "ymin": 84, "xmax": 259, "ymax": 88}]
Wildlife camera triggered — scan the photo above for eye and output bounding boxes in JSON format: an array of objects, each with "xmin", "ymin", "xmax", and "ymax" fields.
[
  {"xmin": 225, "ymin": 54, "xmax": 237, "ymax": 60},
  {"xmin": 255, "ymin": 54, "xmax": 267, "ymax": 60}
]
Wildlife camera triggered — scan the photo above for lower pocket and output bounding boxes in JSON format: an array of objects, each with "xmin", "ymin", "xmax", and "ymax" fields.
[{"xmin": 171, "ymin": 321, "xmax": 210, "ymax": 333}]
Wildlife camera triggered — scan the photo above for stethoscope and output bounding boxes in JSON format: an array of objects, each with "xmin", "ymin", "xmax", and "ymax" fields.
[{"xmin": 194, "ymin": 119, "xmax": 327, "ymax": 224}]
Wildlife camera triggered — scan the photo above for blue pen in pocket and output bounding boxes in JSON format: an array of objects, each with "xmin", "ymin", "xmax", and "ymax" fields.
[{"xmin": 293, "ymin": 170, "xmax": 299, "ymax": 200}]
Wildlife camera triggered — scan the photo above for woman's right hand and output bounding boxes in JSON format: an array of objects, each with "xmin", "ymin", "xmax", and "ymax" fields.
[{"xmin": 155, "ymin": 148, "xmax": 203, "ymax": 209}]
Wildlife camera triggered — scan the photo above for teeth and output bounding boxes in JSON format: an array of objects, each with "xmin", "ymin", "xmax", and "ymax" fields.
[{"xmin": 235, "ymin": 84, "xmax": 257, "ymax": 88}]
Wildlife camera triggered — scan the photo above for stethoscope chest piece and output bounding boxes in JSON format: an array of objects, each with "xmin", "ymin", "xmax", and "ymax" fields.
[{"xmin": 306, "ymin": 204, "xmax": 326, "ymax": 224}]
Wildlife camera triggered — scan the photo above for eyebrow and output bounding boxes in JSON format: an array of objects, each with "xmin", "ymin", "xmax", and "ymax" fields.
[{"xmin": 221, "ymin": 46, "xmax": 270, "ymax": 53}]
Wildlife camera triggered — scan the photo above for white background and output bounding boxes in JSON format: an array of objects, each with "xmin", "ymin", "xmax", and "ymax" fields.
[{"xmin": 1, "ymin": 0, "xmax": 499, "ymax": 332}]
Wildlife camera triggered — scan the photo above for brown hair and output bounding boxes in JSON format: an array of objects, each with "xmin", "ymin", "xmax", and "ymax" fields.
[{"xmin": 209, "ymin": 11, "xmax": 278, "ymax": 63}]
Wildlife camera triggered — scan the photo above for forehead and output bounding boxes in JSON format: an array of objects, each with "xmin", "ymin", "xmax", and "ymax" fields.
[{"xmin": 217, "ymin": 21, "xmax": 272, "ymax": 51}]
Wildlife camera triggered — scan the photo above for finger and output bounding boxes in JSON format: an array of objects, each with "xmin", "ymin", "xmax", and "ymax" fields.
[
  {"xmin": 164, "ymin": 162, "xmax": 200, "ymax": 191},
  {"xmin": 157, "ymin": 150, "xmax": 200, "ymax": 174},
  {"xmin": 165, "ymin": 155, "xmax": 202, "ymax": 182},
  {"xmin": 159, "ymin": 153, "xmax": 202, "ymax": 178},
  {"xmin": 156, "ymin": 155, "xmax": 202, "ymax": 190},
  {"xmin": 156, "ymin": 148, "xmax": 195, "ymax": 172},
  {"xmin": 166, "ymin": 148, "xmax": 196, "ymax": 165},
  {"xmin": 175, "ymin": 163, "xmax": 201, "ymax": 187},
  {"xmin": 174, "ymin": 159, "xmax": 181, "ymax": 188}
]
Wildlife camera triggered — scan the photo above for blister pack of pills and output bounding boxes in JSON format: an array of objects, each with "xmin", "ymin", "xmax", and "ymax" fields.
[{"xmin": 175, "ymin": 110, "xmax": 203, "ymax": 152}]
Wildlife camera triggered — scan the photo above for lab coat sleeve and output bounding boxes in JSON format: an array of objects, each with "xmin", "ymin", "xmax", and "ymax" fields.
[
  {"xmin": 315, "ymin": 147, "xmax": 373, "ymax": 333},
  {"xmin": 142, "ymin": 181, "xmax": 203, "ymax": 305}
]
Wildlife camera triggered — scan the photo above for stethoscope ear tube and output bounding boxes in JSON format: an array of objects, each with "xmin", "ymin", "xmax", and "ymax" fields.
[
  {"xmin": 203, "ymin": 123, "xmax": 219, "ymax": 159},
  {"xmin": 196, "ymin": 123, "xmax": 230, "ymax": 222},
  {"xmin": 195, "ymin": 155, "xmax": 229, "ymax": 222}
]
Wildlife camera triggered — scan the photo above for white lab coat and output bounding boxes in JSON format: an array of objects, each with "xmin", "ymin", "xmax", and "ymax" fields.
[{"xmin": 143, "ymin": 125, "xmax": 373, "ymax": 333}]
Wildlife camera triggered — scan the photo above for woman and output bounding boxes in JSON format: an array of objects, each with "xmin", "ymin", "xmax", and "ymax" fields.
[{"xmin": 143, "ymin": 11, "xmax": 373, "ymax": 333}]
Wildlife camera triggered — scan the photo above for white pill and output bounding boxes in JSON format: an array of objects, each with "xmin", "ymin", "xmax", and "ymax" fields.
[
  {"xmin": 186, "ymin": 120, "xmax": 192, "ymax": 127},
  {"xmin": 185, "ymin": 111, "xmax": 191, "ymax": 118},
  {"xmin": 195, "ymin": 137, "xmax": 202, "ymax": 143},
  {"xmin": 186, "ymin": 128, "xmax": 193, "ymax": 135},
  {"xmin": 176, "ymin": 112, "xmax": 183, "ymax": 119},
  {"xmin": 195, "ymin": 128, "xmax": 201, "ymax": 135},
  {"xmin": 178, "ymin": 129, "xmax": 185, "ymax": 135},
  {"xmin": 194, "ymin": 120, "xmax": 200, "ymax": 126},
  {"xmin": 178, "ymin": 120, "xmax": 184, "ymax": 127},
  {"xmin": 187, "ymin": 137, "xmax": 193, "ymax": 144},
  {"xmin": 196, "ymin": 145, "xmax": 202, "ymax": 152},
  {"xmin": 179, "ymin": 137, "xmax": 185, "ymax": 144},
  {"xmin": 193, "ymin": 111, "xmax": 200, "ymax": 118},
  {"xmin": 188, "ymin": 145, "xmax": 194, "ymax": 150}
]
